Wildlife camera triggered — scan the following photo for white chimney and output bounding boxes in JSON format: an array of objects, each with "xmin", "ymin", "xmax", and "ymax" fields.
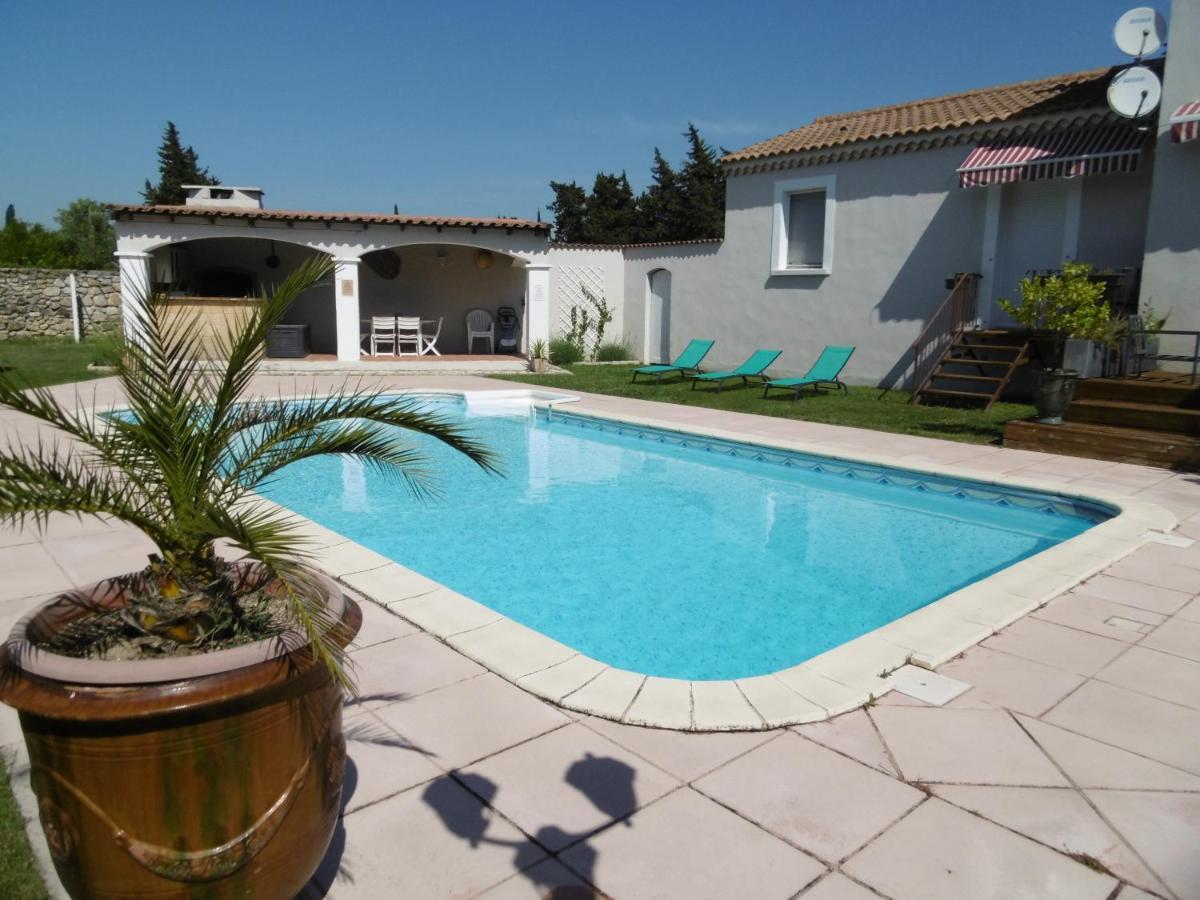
[{"xmin": 182, "ymin": 185, "xmax": 265, "ymax": 209}]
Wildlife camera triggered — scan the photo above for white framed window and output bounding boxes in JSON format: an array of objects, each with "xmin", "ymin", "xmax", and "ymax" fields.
[{"xmin": 770, "ymin": 174, "xmax": 836, "ymax": 276}]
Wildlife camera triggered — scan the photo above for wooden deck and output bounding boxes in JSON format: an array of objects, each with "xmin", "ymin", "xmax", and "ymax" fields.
[{"xmin": 1004, "ymin": 371, "xmax": 1200, "ymax": 470}]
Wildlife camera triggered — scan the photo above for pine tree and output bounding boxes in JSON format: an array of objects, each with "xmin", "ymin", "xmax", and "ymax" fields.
[
  {"xmin": 4, "ymin": 204, "xmax": 14, "ymax": 227},
  {"xmin": 142, "ymin": 122, "xmax": 218, "ymax": 205},
  {"xmin": 548, "ymin": 181, "xmax": 588, "ymax": 243},
  {"xmin": 584, "ymin": 172, "xmax": 640, "ymax": 244},
  {"xmin": 678, "ymin": 123, "xmax": 726, "ymax": 239}
]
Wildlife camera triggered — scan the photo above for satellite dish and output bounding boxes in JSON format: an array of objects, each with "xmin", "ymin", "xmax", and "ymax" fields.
[
  {"xmin": 1113, "ymin": 6, "xmax": 1167, "ymax": 58},
  {"xmin": 1108, "ymin": 65, "xmax": 1163, "ymax": 118}
]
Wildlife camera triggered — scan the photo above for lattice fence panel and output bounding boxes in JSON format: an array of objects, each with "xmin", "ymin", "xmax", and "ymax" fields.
[{"xmin": 555, "ymin": 265, "xmax": 607, "ymax": 347}]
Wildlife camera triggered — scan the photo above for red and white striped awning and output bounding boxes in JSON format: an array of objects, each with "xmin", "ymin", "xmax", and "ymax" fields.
[
  {"xmin": 957, "ymin": 125, "xmax": 1149, "ymax": 188},
  {"xmin": 1170, "ymin": 101, "xmax": 1200, "ymax": 143}
]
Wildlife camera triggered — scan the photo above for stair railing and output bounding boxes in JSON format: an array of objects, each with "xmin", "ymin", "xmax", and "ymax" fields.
[{"xmin": 910, "ymin": 273, "xmax": 981, "ymax": 401}]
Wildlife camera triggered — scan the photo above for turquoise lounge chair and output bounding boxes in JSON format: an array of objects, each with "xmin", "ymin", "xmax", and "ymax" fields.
[
  {"xmin": 631, "ymin": 339, "xmax": 715, "ymax": 384},
  {"xmin": 762, "ymin": 346, "xmax": 855, "ymax": 399},
  {"xmin": 690, "ymin": 349, "xmax": 782, "ymax": 392}
]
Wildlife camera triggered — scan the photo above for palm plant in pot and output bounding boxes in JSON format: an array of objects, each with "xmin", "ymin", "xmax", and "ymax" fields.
[
  {"xmin": 998, "ymin": 262, "xmax": 1113, "ymax": 424},
  {"xmin": 0, "ymin": 257, "xmax": 494, "ymax": 898},
  {"xmin": 529, "ymin": 338, "xmax": 549, "ymax": 374}
]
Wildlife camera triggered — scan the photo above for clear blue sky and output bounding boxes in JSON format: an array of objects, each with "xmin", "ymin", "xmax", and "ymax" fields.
[{"xmin": 1, "ymin": 0, "xmax": 1161, "ymax": 226}]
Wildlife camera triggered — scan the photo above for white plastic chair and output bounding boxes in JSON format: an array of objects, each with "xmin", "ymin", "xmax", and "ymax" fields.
[
  {"xmin": 370, "ymin": 316, "xmax": 397, "ymax": 356},
  {"xmin": 465, "ymin": 308, "xmax": 494, "ymax": 354},
  {"xmin": 395, "ymin": 316, "xmax": 422, "ymax": 357},
  {"xmin": 420, "ymin": 317, "xmax": 443, "ymax": 356}
]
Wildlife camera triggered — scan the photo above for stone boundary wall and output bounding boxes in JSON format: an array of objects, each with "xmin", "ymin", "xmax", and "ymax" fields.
[{"xmin": 0, "ymin": 268, "xmax": 122, "ymax": 340}]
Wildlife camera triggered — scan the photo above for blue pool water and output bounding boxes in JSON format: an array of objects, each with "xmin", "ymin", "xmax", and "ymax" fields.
[{"xmin": 258, "ymin": 396, "xmax": 1106, "ymax": 680}]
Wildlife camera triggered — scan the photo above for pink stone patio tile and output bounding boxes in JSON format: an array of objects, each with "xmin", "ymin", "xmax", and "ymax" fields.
[
  {"xmin": 931, "ymin": 784, "xmax": 1166, "ymax": 894},
  {"xmin": 1178, "ymin": 596, "xmax": 1200, "ymax": 623},
  {"xmin": 460, "ymin": 722, "xmax": 678, "ymax": 852},
  {"xmin": 340, "ymin": 712, "xmax": 442, "ymax": 814},
  {"xmin": 1016, "ymin": 714, "xmax": 1200, "ymax": 791},
  {"xmin": 794, "ymin": 709, "xmax": 899, "ymax": 776},
  {"xmin": 1034, "ymin": 591, "xmax": 1166, "ymax": 643},
  {"xmin": 346, "ymin": 632, "xmax": 484, "ymax": 709},
  {"xmin": 842, "ymin": 798, "xmax": 1117, "ymax": 900},
  {"xmin": 1042, "ymin": 681, "xmax": 1200, "ymax": 775},
  {"xmin": 0, "ymin": 524, "xmax": 38, "ymax": 548},
  {"xmin": 474, "ymin": 859, "xmax": 594, "ymax": 899},
  {"xmin": 347, "ymin": 597, "xmax": 420, "ymax": 649},
  {"xmin": 874, "ymin": 690, "xmax": 929, "ymax": 707},
  {"xmin": 0, "ymin": 543, "xmax": 74, "ymax": 602},
  {"xmin": 1087, "ymin": 790, "xmax": 1200, "ymax": 899},
  {"xmin": 580, "ymin": 715, "xmax": 774, "ymax": 782},
  {"xmin": 1139, "ymin": 616, "xmax": 1200, "ymax": 662},
  {"xmin": 1071, "ymin": 575, "xmax": 1193, "ymax": 616},
  {"xmin": 40, "ymin": 529, "xmax": 156, "ymax": 587},
  {"xmin": 1117, "ymin": 886, "xmax": 1164, "ymax": 900},
  {"xmin": 981, "ymin": 617, "xmax": 1129, "ymax": 676},
  {"xmin": 373, "ymin": 673, "xmax": 569, "ymax": 771},
  {"xmin": 559, "ymin": 788, "xmax": 827, "ymax": 900},
  {"xmin": 798, "ymin": 872, "xmax": 880, "ymax": 899},
  {"xmin": 1104, "ymin": 552, "xmax": 1200, "ymax": 594},
  {"xmin": 937, "ymin": 646, "xmax": 1085, "ymax": 717},
  {"xmin": 1127, "ymin": 539, "xmax": 1200, "ymax": 571},
  {"xmin": 303, "ymin": 773, "xmax": 544, "ymax": 898},
  {"xmin": 695, "ymin": 732, "xmax": 921, "ymax": 863},
  {"xmin": 868, "ymin": 707, "xmax": 1067, "ymax": 786},
  {"xmin": 1095, "ymin": 645, "xmax": 1200, "ymax": 710}
]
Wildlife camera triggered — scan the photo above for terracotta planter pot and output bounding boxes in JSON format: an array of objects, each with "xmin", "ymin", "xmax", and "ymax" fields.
[
  {"xmin": 0, "ymin": 566, "xmax": 361, "ymax": 900},
  {"xmin": 530, "ymin": 357, "xmax": 549, "ymax": 374}
]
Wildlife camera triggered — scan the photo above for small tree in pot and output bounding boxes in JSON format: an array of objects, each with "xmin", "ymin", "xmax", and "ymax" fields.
[
  {"xmin": 529, "ymin": 338, "xmax": 549, "ymax": 374},
  {"xmin": 998, "ymin": 262, "xmax": 1113, "ymax": 424},
  {"xmin": 0, "ymin": 257, "xmax": 495, "ymax": 898}
]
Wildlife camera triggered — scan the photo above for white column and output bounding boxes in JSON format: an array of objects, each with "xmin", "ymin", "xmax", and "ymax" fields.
[
  {"xmin": 525, "ymin": 264, "xmax": 551, "ymax": 350},
  {"xmin": 978, "ymin": 184, "xmax": 1002, "ymax": 327},
  {"xmin": 115, "ymin": 251, "xmax": 153, "ymax": 345},
  {"xmin": 333, "ymin": 257, "xmax": 361, "ymax": 362},
  {"xmin": 1061, "ymin": 177, "xmax": 1083, "ymax": 263}
]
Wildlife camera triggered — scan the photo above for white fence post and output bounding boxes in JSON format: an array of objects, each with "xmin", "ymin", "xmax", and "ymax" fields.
[{"xmin": 68, "ymin": 273, "xmax": 81, "ymax": 343}]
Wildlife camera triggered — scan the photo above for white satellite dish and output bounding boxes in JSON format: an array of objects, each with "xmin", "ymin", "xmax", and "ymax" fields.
[
  {"xmin": 1108, "ymin": 65, "xmax": 1163, "ymax": 118},
  {"xmin": 1113, "ymin": 6, "xmax": 1167, "ymax": 58}
]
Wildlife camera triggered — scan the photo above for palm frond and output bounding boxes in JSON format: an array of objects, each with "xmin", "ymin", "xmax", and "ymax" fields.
[{"xmin": 0, "ymin": 439, "xmax": 170, "ymax": 546}]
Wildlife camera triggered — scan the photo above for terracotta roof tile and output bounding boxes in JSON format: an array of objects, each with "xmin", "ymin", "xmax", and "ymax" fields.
[
  {"xmin": 723, "ymin": 63, "xmax": 1152, "ymax": 164},
  {"xmin": 108, "ymin": 204, "xmax": 549, "ymax": 233}
]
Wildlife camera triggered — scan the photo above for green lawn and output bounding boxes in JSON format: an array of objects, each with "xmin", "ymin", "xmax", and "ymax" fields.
[
  {"xmin": 0, "ymin": 756, "xmax": 48, "ymax": 900},
  {"xmin": 498, "ymin": 364, "xmax": 1033, "ymax": 445},
  {"xmin": 0, "ymin": 335, "xmax": 122, "ymax": 389}
]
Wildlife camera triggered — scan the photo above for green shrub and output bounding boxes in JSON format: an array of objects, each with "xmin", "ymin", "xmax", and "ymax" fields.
[
  {"xmin": 549, "ymin": 338, "xmax": 583, "ymax": 366},
  {"xmin": 595, "ymin": 341, "xmax": 634, "ymax": 362}
]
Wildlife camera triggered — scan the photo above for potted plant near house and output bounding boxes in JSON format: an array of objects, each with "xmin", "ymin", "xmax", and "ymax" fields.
[
  {"xmin": 529, "ymin": 338, "xmax": 549, "ymax": 374},
  {"xmin": 0, "ymin": 257, "xmax": 494, "ymax": 899},
  {"xmin": 998, "ymin": 262, "xmax": 1115, "ymax": 424}
]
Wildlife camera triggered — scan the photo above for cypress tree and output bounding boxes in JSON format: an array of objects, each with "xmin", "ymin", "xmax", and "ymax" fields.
[
  {"xmin": 637, "ymin": 148, "xmax": 685, "ymax": 243},
  {"xmin": 4, "ymin": 204, "xmax": 14, "ymax": 227},
  {"xmin": 548, "ymin": 181, "xmax": 588, "ymax": 243},
  {"xmin": 584, "ymin": 172, "xmax": 640, "ymax": 244},
  {"xmin": 678, "ymin": 123, "xmax": 726, "ymax": 239},
  {"xmin": 142, "ymin": 122, "xmax": 218, "ymax": 205}
]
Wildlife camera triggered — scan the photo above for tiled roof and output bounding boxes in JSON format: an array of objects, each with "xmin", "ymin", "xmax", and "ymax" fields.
[
  {"xmin": 108, "ymin": 204, "xmax": 550, "ymax": 233},
  {"xmin": 723, "ymin": 64, "xmax": 1147, "ymax": 164},
  {"xmin": 551, "ymin": 238, "xmax": 721, "ymax": 250}
]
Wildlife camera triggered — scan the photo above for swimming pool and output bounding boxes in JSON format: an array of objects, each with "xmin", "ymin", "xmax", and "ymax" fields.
[{"xmin": 258, "ymin": 394, "xmax": 1110, "ymax": 682}]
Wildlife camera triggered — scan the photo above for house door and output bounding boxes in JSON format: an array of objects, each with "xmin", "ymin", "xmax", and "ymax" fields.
[
  {"xmin": 987, "ymin": 179, "xmax": 1072, "ymax": 326},
  {"xmin": 646, "ymin": 269, "xmax": 671, "ymax": 363}
]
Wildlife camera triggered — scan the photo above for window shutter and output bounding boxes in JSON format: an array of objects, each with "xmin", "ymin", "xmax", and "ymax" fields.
[{"xmin": 786, "ymin": 192, "xmax": 825, "ymax": 268}]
